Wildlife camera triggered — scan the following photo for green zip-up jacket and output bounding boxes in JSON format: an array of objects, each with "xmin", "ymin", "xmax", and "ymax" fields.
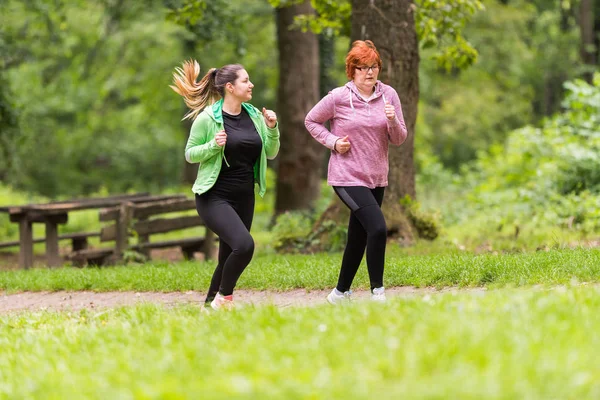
[{"xmin": 184, "ymin": 99, "xmax": 280, "ymax": 197}]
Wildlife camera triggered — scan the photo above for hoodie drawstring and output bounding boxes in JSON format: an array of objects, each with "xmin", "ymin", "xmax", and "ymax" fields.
[
  {"xmin": 222, "ymin": 144, "xmax": 230, "ymax": 167},
  {"xmin": 349, "ymin": 93, "xmax": 356, "ymax": 118},
  {"xmin": 219, "ymin": 123, "xmax": 230, "ymax": 167},
  {"xmin": 349, "ymin": 90, "xmax": 386, "ymax": 119}
]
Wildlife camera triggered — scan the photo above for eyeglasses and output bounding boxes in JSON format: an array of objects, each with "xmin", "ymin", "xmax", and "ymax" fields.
[{"xmin": 355, "ymin": 65, "xmax": 379, "ymax": 72}]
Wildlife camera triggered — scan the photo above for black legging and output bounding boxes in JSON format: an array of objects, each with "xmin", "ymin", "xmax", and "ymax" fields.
[
  {"xmin": 333, "ymin": 186, "xmax": 386, "ymax": 292},
  {"xmin": 195, "ymin": 192, "xmax": 255, "ymax": 301}
]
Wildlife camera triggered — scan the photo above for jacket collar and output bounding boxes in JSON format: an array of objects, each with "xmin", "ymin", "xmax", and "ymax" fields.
[{"xmin": 207, "ymin": 98, "xmax": 259, "ymax": 123}]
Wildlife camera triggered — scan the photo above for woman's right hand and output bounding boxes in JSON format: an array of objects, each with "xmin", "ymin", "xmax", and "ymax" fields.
[
  {"xmin": 334, "ymin": 136, "xmax": 351, "ymax": 154},
  {"xmin": 214, "ymin": 130, "xmax": 227, "ymax": 147}
]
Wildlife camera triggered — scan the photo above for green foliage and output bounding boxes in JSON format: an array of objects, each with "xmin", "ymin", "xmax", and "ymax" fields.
[
  {"xmin": 254, "ymin": 167, "xmax": 276, "ymax": 216},
  {"xmin": 121, "ymin": 249, "xmax": 149, "ymax": 265},
  {"xmin": 400, "ymin": 196, "xmax": 441, "ymax": 240},
  {"xmin": 523, "ymin": 1, "xmax": 583, "ymax": 117},
  {"xmin": 416, "ymin": 0, "xmax": 484, "ymax": 71},
  {"xmin": 472, "ymin": 74, "xmax": 600, "ymax": 195},
  {"xmin": 288, "ymin": 0, "xmax": 483, "ymax": 70},
  {"xmin": 2, "ymin": 0, "xmax": 185, "ymax": 196},
  {"xmin": 185, "ymin": 0, "xmax": 278, "ymax": 110},
  {"xmin": 0, "ymin": 0, "xmax": 277, "ymax": 198},
  {"xmin": 272, "ymin": 194, "xmax": 347, "ymax": 253},
  {"xmin": 0, "ymin": 73, "xmax": 19, "ymax": 181},
  {"xmin": 267, "ymin": 0, "xmax": 304, "ymax": 6},
  {"xmin": 166, "ymin": 0, "xmax": 271, "ymax": 58},
  {"xmin": 166, "ymin": 0, "xmax": 230, "ymax": 30},
  {"xmin": 271, "ymin": 210, "xmax": 315, "ymax": 251},
  {"xmin": 291, "ymin": 0, "xmax": 352, "ymax": 36},
  {"xmin": 425, "ymin": 73, "xmax": 600, "ymax": 243},
  {"xmin": 417, "ymin": 0, "xmax": 582, "ymax": 170},
  {"xmin": 0, "ymin": 1, "xmax": 20, "ymax": 182}
]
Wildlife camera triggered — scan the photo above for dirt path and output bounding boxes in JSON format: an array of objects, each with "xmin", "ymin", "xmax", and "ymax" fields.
[{"xmin": 0, "ymin": 286, "xmax": 488, "ymax": 314}]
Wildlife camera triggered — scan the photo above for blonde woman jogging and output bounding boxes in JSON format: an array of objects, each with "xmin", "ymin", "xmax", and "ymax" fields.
[{"xmin": 171, "ymin": 61, "xmax": 280, "ymax": 310}]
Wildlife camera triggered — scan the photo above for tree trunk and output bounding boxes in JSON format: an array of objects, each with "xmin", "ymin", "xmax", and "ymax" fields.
[
  {"xmin": 319, "ymin": 32, "xmax": 337, "ymax": 97},
  {"xmin": 274, "ymin": 0, "xmax": 323, "ymax": 214},
  {"xmin": 318, "ymin": 32, "xmax": 336, "ymax": 178},
  {"xmin": 579, "ymin": 0, "xmax": 595, "ymax": 83},
  {"xmin": 541, "ymin": 2, "xmax": 573, "ymax": 116},
  {"xmin": 351, "ymin": 0, "xmax": 419, "ymax": 239},
  {"xmin": 0, "ymin": 73, "xmax": 17, "ymax": 183}
]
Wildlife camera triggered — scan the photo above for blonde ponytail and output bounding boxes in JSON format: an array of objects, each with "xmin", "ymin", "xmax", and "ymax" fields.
[
  {"xmin": 170, "ymin": 60, "xmax": 245, "ymax": 120},
  {"xmin": 170, "ymin": 60, "xmax": 219, "ymax": 120}
]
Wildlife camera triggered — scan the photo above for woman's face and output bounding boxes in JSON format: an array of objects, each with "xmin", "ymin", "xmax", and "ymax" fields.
[
  {"xmin": 353, "ymin": 63, "xmax": 380, "ymax": 89},
  {"xmin": 227, "ymin": 69, "xmax": 254, "ymax": 102}
]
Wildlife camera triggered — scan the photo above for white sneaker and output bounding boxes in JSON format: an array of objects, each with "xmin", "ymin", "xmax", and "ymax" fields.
[
  {"xmin": 371, "ymin": 287, "xmax": 386, "ymax": 302},
  {"xmin": 327, "ymin": 288, "xmax": 352, "ymax": 305},
  {"xmin": 210, "ymin": 293, "xmax": 235, "ymax": 310}
]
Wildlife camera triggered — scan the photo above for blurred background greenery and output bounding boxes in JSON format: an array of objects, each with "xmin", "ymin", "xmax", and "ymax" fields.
[{"xmin": 1, "ymin": 0, "xmax": 599, "ymax": 253}]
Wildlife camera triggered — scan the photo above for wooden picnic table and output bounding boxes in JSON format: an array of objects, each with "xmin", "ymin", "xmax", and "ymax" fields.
[{"xmin": 0, "ymin": 193, "xmax": 185, "ymax": 269}]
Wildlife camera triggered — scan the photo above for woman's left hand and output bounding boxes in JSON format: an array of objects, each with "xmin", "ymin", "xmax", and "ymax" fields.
[
  {"xmin": 262, "ymin": 107, "xmax": 278, "ymax": 128},
  {"xmin": 384, "ymin": 101, "xmax": 396, "ymax": 120}
]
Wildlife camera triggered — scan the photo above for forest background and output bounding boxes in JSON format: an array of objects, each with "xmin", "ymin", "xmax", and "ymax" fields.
[{"xmin": 1, "ymin": 0, "xmax": 599, "ymax": 254}]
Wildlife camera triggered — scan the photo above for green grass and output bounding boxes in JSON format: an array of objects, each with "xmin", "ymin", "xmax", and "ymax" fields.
[
  {"xmin": 1, "ymin": 286, "xmax": 599, "ymax": 399},
  {"xmin": 1, "ymin": 247, "xmax": 600, "ymax": 293}
]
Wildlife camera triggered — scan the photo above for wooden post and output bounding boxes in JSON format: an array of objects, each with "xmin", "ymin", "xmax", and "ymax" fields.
[
  {"xmin": 72, "ymin": 237, "xmax": 88, "ymax": 251},
  {"xmin": 182, "ymin": 247, "xmax": 195, "ymax": 260},
  {"xmin": 18, "ymin": 217, "xmax": 33, "ymax": 269},
  {"xmin": 203, "ymin": 228, "xmax": 215, "ymax": 261},
  {"xmin": 137, "ymin": 216, "xmax": 150, "ymax": 258},
  {"xmin": 45, "ymin": 222, "xmax": 60, "ymax": 267},
  {"xmin": 114, "ymin": 201, "xmax": 133, "ymax": 261}
]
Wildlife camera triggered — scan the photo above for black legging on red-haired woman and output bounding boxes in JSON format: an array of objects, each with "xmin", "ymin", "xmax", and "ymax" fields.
[{"xmin": 333, "ymin": 186, "xmax": 387, "ymax": 292}]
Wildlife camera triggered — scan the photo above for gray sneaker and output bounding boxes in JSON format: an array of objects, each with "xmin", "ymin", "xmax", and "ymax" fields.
[
  {"xmin": 326, "ymin": 288, "xmax": 352, "ymax": 305},
  {"xmin": 371, "ymin": 287, "xmax": 386, "ymax": 302}
]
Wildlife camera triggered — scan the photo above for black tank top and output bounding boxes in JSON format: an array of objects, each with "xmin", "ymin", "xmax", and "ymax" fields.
[{"xmin": 209, "ymin": 108, "xmax": 263, "ymax": 197}]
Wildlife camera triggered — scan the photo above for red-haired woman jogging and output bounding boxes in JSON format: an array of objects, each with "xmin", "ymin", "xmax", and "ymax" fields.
[{"xmin": 305, "ymin": 41, "xmax": 408, "ymax": 304}]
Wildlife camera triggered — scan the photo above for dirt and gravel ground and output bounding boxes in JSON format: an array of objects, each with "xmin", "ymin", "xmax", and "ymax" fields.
[
  {"xmin": 0, "ymin": 248, "xmax": 488, "ymax": 314},
  {"xmin": 0, "ymin": 286, "xmax": 488, "ymax": 314}
]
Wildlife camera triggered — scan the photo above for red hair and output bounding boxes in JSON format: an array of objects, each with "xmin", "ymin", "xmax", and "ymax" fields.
[{"xmin": 345, "ymin": 40, "xmax": 382, "ymax": 80}]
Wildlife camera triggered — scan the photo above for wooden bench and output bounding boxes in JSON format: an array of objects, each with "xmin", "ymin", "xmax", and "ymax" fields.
[
  {"xmin": 0, "ymin": 193, "xmax": 188, "ymax": 268},
  {"xmin": 0, "ymin": 232, "xmax": 100, "ymax": 251},
  {"xmin": 67, "ymin": 197, "xmax": 214, "ymax": 266}
]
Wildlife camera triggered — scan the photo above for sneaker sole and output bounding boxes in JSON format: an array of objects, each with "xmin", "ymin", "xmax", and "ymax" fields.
[
  {"xmin": 327, "ymin": 293, "xmax": 351, "ymax": 305},
  {"xmin": 326, "ymin": 294, "xmax": 336, "ymax": 305}
]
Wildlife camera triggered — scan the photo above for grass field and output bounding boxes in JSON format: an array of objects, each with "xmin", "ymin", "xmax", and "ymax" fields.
[
  {"xmin": 0, "ymin": 247, "xmax": 599, "ymax": 293},
  {"xmin": 3, "ymin": 183, "xmax": 600, "ymax": 399},
  {"xmin": 1, "ymin": 285, "xmax": 599, "ymax": 399}
]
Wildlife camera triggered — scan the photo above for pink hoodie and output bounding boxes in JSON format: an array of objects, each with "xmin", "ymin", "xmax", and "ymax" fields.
[{"xmin": 305, "ymin": 81, "xmax": 408, "ymax": 188}]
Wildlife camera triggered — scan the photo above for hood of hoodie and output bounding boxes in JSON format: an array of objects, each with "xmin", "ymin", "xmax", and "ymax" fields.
[
  {"xmin": 343, "ymin": 80, "xmax": 389, "ymax": 117},
  {"xmin": 206, "ymin": 98, "xmax": 260, "ymax": 123},
  {"xmin": 345, "ymin": 80, "xmax": 385, "ymax": 101}
]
